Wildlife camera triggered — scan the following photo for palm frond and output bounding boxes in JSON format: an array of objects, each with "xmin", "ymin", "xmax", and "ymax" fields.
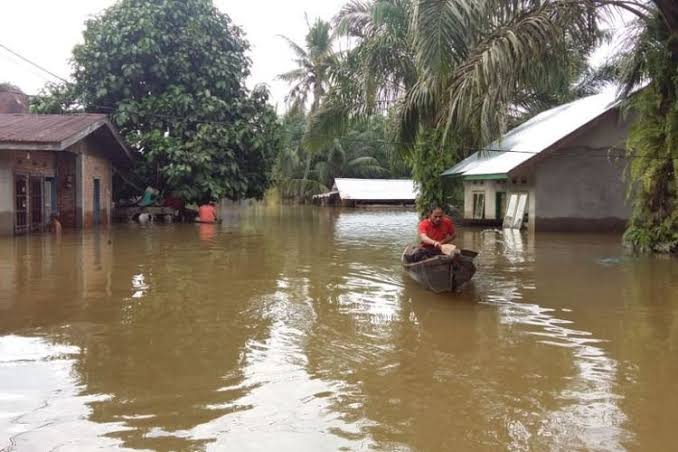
[
  {"xmin": 434, "ymin": 1, "xmax": 595, "ymax": 143},
  {"xmin": 277, "ymin": 34, "xmax": 308, "ymax": 60}
]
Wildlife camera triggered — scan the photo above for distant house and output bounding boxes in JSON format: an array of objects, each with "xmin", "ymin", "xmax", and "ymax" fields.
[
  {"xmin": 314, "ymin": 178, "xmax": 418, "ymax": 207},
  {"xmin": 442, "ymin": 90, "xmax": 632, "ymax": 232},
  {"xmin": 0, "ymin": 114, "xmax": 132, "ymax": 235}
]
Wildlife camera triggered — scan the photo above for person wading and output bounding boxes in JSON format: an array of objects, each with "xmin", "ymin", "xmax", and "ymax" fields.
[
  {"xmin": 198, "ymin": 200, "xmax": 219, "ymax": 224},
  {"xmin": 411, "ymin": 206, "xmax": 456, "ymax": 262}
]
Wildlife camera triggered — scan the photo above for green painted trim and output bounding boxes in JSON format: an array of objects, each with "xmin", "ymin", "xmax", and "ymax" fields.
[{"xmin": 462, "ymin": 173, "xmax": 507, "ymax": 181}]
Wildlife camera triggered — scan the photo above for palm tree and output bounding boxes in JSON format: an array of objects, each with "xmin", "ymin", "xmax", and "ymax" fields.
[
  {"xmin": 315, "ymin": 139, "xmax": 391, "ymax": 188},
  {"xmin": 608, "ymin": 0, "xmax": 678, "ymax": 252},
  {"xmin": 277, "ymin": 18, "xmax": 335, "ymax": 199}
]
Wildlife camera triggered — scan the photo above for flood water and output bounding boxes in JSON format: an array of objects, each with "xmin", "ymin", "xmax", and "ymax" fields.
[{"xmin": 1, "ymin": 206, "xmax": 677, "ymax": 451}]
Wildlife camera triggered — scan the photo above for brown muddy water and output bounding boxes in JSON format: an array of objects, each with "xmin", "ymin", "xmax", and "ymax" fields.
[{"xmin": 0, "ymin": 206, "xmax": 676, "ymax": 451}]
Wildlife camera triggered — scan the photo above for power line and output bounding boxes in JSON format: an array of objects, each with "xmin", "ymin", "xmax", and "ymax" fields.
[
  {"xmin": 0, "ymin": 42, "xmax": 672, "ymax": 162},
  {"xmin": 0, "ymin": 42, "xmax": 70, "ymax": 84}
]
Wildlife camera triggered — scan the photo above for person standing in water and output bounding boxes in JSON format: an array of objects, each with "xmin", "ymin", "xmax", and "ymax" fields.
[
  {"xmin": 198, "ymin": 200, "xmax": 218, "ymax": 224},
  {"xmin": 48, "ymin": 213, "xmax": 62, "ymax": 234}
]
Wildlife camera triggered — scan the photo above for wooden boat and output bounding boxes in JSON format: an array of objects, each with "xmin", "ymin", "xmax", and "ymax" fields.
[{"xmin": 401, "ymin": 245, "xmax": 477, "ymax": 293}]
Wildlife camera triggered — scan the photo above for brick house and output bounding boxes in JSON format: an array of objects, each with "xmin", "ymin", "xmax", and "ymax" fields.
[{"xmin": 0, "ymin": 114, "xmax": 132, "ymax": 235}]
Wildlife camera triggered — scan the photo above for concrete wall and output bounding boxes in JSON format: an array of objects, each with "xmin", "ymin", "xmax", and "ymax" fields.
[
  {"xmin": 533, "ymin": 110, "xmax": 631, "ymax": 232},
  {"xmin": 81, "ymin": 139, "xmax": 113, "ymax": 227},
  {"xmin": 0, "ymin": 152, "xmax": 13, "ymax": 235}
]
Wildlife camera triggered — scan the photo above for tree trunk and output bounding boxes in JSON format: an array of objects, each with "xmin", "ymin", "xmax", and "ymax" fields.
[{"xmin": 297, "ymin": 84, "xmax": 323, "ymax": 202}]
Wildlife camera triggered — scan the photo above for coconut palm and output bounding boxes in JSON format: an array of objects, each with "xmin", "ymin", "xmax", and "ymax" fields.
[
  {"xmin": 315, "ymin": 138, "xmax": 391, "ymax": 188},
  {"xmin": 277, "ymin": 18, "xmax": 335, "ymax": 198}
]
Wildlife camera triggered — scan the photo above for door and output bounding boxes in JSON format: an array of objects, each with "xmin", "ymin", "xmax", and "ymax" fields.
[
  {"xmin": 496, "ymin": 192, "xmax": 506, "ymax": 220},
  {"xmin": 93, "ymin": 178, "xmax": 101, "ymax": 225},
  {"xmin": 472, "ymin": 192, "xmax": 485, "ymax": 219},
  {"xmin": 29, "ymin": 176, "xmax": 43, "ymax": 232},
  {"xmin": 14, "ymin": 174, "xmax": 28, "ymax": 234},
  {"xmin": 45, "ymin": 177, "xmax": 57, "ymax": 221},
  {"xmin": 503, "ymin": 192, "xmax": 528, "ymax": 229}
]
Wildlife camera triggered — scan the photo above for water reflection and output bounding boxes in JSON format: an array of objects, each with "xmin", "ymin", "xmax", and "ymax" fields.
[
  {"xmin": 0, "ymin": 207, "xmax": 676, "ymax": 450},
  {"xmin": 476, "ymin": 230, "xmax": 630, "ymax": 450}
]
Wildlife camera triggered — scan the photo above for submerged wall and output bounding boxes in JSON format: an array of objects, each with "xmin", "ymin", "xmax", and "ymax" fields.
[{"xmin": 534, "ymin": 110, "xmax": 632, "ymax": 232}]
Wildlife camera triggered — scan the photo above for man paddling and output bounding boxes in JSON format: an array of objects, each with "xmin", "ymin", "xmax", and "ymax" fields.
[{"xmin": 411, "ymin": 206, "xmax": 456, "ymax": 262}]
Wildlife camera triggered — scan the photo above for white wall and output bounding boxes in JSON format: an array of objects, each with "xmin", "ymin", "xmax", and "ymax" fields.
[{"xmin": 463, "ymin": 179, "xmax": 509, "ymax": 220}]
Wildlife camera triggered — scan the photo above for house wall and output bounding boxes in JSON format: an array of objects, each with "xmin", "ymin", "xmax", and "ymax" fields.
[
  {"xmin": 0, "ymin": 153, "xmax": 13, "ymax": 235},
  {"xmin": 81, "ymin": 139, "xmax": 113, "ymax": 227},
  {"xmin": 533, "ymin": 110, "xmax": 631, "ymax": 232},
  {"xmin": 0, "ymin": 150, "xmax": 57, "ymax": 235},
  {"xmin": 462, "ymin": 179, "xmax": 508, "ymax": 220},
  {"xmin": 1, "ymin": 139, "xmax": 115, "ymax": 235},
  {"xmin": 56, "ymin": 152, "xmax": 77, "ymax": 228}
]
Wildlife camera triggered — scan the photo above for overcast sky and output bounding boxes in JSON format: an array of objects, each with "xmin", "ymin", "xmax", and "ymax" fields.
[
  {"xmin": 1, "ymin": 1, "xmax": 630, "ymax": 110},
  {"xmin": 0, "ymin": 0, "xmax": 346, "ymax": 109}
]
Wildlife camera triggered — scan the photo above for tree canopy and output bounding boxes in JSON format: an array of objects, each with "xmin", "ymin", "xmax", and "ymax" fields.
[{"xmin": 33, "ymin": 0, "xmax": 281, "ymax": 203}]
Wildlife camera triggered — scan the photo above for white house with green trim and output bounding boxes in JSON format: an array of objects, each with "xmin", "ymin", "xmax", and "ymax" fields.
[{"xmin": 442, "ymin": 89, "xmax": 633, "ymax": 232}]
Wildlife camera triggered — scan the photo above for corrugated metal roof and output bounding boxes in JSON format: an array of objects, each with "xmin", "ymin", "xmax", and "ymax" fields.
[
  {"xmin": 333, "ymin": 178, "xmax": 418, "ymax": 200},
  {"xmin": 0, "ymin": 113, "xmax": 133, "ymax": 166},
  {"xmin": 442, "ymin": 89, "xmax": 620, "ymax": 177},
  {"xmin": 0, "ymin": 113, "xmax": 108, "ymax": 144}
]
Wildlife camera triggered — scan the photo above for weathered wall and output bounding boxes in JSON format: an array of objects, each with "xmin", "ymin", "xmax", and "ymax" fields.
[
  {"xmin": 534, "ymin": 110, "xmax": 631, "ymax": 232},
  {"xmin": 56, "ymin": 152, "xmax": 77, "ymax": 228},
  {"xmin": 0, "ymin": 153, "xmax": 13, "ymax": 235},
  {"xmin": 0, "ymin": 150, "xmax": 57, "ymax": 235},
  {"xmin": 12, "ymin": 150, "xmax": 56, "ymax": 176},
  {"xmin": 81, "ymin": 138, "xmax": 113, "ymax": 227}
]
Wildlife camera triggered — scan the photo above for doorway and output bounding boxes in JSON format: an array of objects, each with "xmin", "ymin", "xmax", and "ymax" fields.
[
  {"xmin": 29, "ymin": 176, "xmax": 44, "ymax": 232},
  {"xmin": 496, "ymin": 192, "xmax": 507, "ymax": 220},
  {"xmin": 14, "ymin": 174, "xmax": 28, "ymax": 234},
  {"xmin": 45, "ymin": 177, "xmax": 57, "ymax": 221}
]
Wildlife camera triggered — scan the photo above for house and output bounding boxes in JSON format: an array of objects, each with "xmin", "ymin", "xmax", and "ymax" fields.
[
  {"xmin": 313, "ymin": 178, "xmax": 418, "ymax": 207},
  {"xmin": 442, "ymin": 90, "xmax": 632, "ymax": 232},
  {"xmin": 0, "ymin": 113, "xmax": 132, "ymax": 235}
]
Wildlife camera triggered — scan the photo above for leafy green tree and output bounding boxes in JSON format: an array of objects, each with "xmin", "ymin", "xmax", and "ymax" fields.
[{"xmin": 33, "ymin": 0, "xmax": 280, "ymax": 203}]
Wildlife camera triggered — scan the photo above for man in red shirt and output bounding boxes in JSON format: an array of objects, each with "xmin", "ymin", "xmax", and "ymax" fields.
[{"xmin": 410, "ymin": 206, "xmax": 456, "ymax": 262}]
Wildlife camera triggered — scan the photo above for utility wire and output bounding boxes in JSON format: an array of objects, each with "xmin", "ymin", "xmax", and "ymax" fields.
[
  {"xmin": 0, "ymin": 42, "xmax": 70, "ymax": 84},
  {"xmin": 0, "ymin": 45, "xmax": 673, "ymax": 162}
]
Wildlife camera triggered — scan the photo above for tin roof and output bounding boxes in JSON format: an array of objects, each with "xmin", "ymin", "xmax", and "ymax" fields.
[
  {"xmin": 0, "ymin": 113, "xmax": 132, "ymax": 165},
  {"xmin": 442, "ymin": 89, "xmax": 620, "ymax": 178},
  {"xmin": 333, "ymin": 178, "xmax": 418, "ymax": 201}
]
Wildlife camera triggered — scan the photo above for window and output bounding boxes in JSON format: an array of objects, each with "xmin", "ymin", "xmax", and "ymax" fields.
[{"xmin": 472, "ymin": 192, "xmax": 485, "ymax": 219}]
